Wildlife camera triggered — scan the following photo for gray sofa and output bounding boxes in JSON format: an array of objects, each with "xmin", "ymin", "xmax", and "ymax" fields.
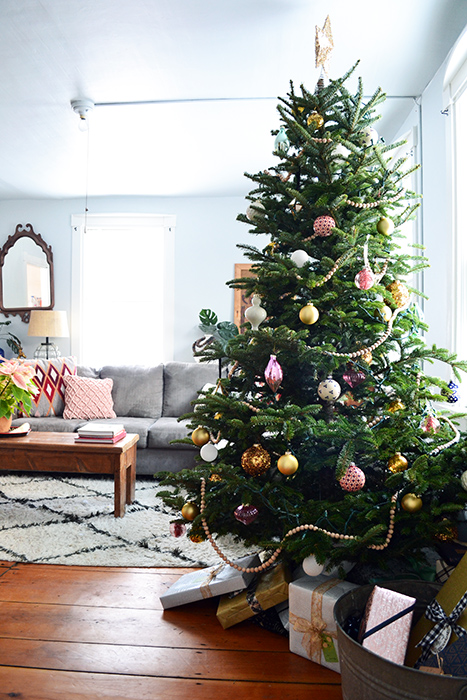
[{"xmin": 12, "ymin": 361, "xmax": 220, "ymax": 475}]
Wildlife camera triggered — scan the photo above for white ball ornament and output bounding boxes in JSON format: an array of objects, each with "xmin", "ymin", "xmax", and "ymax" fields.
[
  {"xmin": 291, "ymin": 249, "xmax": 310, "ymax": 268},
  {"xmin": 246, "ymin": 200, "xmax": 265, "ymax": 221},
  {"xmin": 461, "ymin": 470, "xmax": 467, "ymax": 491},
  {"xmin": 302, "ymin": 554, "xmax": 325, "ymax": 577},
  {"xmin": 361, "ymin": 126, "xmax": 378, "ymax": 147},
  {"xmin": 318, "ymin": 377, "xmax": 341, "ymax": 402},
  {"xmin": 333, "ymin": 143, "xmax": 350, "ymax": 160},
  {"xmin": 199, "ymin": 443, "xmax": 219, "ymax": 462}
]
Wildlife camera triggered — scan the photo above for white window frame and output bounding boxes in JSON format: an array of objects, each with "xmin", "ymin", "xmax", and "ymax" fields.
[{"xmin": 71, "ymin": 212, "xmax": 176, "ymax": 365}]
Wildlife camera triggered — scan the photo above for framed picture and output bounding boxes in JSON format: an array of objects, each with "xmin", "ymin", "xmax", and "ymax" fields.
[{"xmin": 233, "ymin": 263, "xmax": 255, "ymax": 330}]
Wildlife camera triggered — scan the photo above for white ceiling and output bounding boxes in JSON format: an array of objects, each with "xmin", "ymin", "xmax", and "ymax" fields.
[{"xmin": 1, "ymin": 0, "xmax": 467, "ymax": 200}]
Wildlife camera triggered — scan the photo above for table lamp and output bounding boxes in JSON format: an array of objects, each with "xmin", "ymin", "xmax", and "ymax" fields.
[{"xmin": 28, "ymin": 310, "xmax": 69, "ymax": 359}]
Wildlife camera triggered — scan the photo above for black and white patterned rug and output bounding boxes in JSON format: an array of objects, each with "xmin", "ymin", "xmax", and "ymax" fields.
[{"xmin": 0, "ymin": 474, "xmax": 250, "ymax": 567}]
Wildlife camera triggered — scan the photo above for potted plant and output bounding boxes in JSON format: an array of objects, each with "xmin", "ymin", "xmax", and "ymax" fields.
[
  {"xmin": 0, "ymin": 320, "xmax": 25, "ymax": 358},
  {"xmin": 0, "ymin": 360, "xmax": 37, "ymax": 431}
]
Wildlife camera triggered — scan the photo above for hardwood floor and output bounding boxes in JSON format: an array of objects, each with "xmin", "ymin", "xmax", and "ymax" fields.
[{"xmin": 0, "ymin": 560, "xmax": 343, "ymax": 699}]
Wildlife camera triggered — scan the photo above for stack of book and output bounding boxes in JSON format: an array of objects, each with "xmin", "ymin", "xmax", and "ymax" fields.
[{"xmin": 76, "ymin": 423, "xmax": 127, "ymax": 444}]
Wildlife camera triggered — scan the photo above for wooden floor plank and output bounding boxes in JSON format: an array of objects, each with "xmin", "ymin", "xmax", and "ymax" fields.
[
  {"xmin": 0, "ymin": 667, "xmax": 343, "ymax": 700},
  {"xmin": 0, "ymin": 637, "xmax": 341, "ymax": 684}
]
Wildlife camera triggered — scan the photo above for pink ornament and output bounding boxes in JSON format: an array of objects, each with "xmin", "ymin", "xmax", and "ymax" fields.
[
  {"xmin": 234, "ymin": 504, "xmax": 259, "ymax": 525},
  {"xmin": 313, "ymin": 215, "xmax": 336, "ymax": 237},
  {"xmin": 355, "ymin": 267, "xmax": 375, "ymax": 290},
  {"xmin": 170, "ymin": 522, "xmax": 187, "ymax": 538},
  {"xmin": 422, "ymin": 415, "xmax": 440, "ymax": 433},
  {"xmin": 265, "ymin": 354, "xmax": 283, "ymax": 393},
  {"xmin": 339, "ymin": 463, "xmax": 365, "ymax": 492},
  {"xmin": 343, "ymin": 366, "xmax": 366, "ymax": 388}
]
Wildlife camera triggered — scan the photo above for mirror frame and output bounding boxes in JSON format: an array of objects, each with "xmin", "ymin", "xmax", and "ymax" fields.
[{"xmin": 0, "ymin": 223, "xmax": 54, "ymax": 322}]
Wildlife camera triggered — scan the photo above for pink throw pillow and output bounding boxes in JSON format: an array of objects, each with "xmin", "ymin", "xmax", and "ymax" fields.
[{"xmin": 63, "ymin": 375, "xmax": 117, "ymax": 420}]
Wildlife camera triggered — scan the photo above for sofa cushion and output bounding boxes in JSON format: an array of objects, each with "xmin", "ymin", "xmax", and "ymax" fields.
[
  {"xmin": 20, "ymin": 356, "xmax": 77, "ymax": 417},
  {"xmin": 148, "ymin": 417, "xmax": 194, "ymax": 449},
  {"xmin": 63, "ymin": 375, "xmax": 117, "ymax": 420},
  {"xmin": 162, "ymin": 362, "xmax": 220, "ymax": 417},
  {"xmin": 100, "ymin": 364, "xmax": 163, "ymax": 418}
]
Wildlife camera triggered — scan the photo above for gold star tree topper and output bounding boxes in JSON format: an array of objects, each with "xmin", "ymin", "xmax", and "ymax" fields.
[{"xmin": 315, "ymin": 15, "xmax": 334, "ymax": 75}]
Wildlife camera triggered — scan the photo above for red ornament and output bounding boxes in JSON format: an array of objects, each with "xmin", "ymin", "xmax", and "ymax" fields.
[
  {"xmin": 313, "ymin": 215, "xmax": 336, "ymax": 237},
  {"xmin": 170, "ymin": 522, "xmax": 187, "ymax": 538},
  {"xmin": 354, "ymin": 267, "xmax": 375, "ymax": 290},
  {"xmin": 339, "ymin": 463, "xmax": 365, "ymax": 492},
  {"xmin": 343, "ymin": 366, "xmax": 366, "ymax": 388},
  {"xmin": 234, "ymin": 504, "xmax": 259, "ymax": 525},
  {"xmin": 264, "ymin": 354, "xmax": 283, "ymax": 393}
]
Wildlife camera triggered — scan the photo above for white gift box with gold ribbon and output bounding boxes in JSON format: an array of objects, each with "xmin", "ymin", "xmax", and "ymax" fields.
[
  {"xmin": 289, "ymin": 574, "xmax": 358, "ymax": 672},
  {"xmin": 160, "ymin": 554, "xmax": 261, "ymax": 609}
]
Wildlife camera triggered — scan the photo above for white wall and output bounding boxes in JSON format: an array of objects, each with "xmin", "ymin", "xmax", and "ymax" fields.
[{"xmin": 0, "ymin": 195, "xmax": 258, "ymax": 363}]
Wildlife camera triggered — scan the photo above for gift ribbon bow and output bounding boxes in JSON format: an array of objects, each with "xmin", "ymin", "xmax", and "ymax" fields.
[
  {"xmin": 415, "ymin": 591, "xmax": 467, "ymax": 667},
  {"xmin": 290, "ymin": 578, "xmax": 339, "ymax": 662},
  {"xmin": 200, "ymin": 564, "xmax": 225, "ymax": 599}
]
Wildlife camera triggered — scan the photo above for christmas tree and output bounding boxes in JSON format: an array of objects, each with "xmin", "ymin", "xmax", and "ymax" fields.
[{"xmin": 159, "ymin": 52, "xmax": 467, "ymax": 575}]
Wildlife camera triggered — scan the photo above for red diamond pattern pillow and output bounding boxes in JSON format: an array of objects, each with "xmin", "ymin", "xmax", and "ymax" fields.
[
  {"xmin": 63, "ymin": 375, "xmax": 117, "ymax": 420},
  {"xmin": 20, "ymin": 357, "xmax": 77, "ymax": 417}
]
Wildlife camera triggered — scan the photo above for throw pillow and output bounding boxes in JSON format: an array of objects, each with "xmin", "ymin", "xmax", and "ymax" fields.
[
  {"xmin": 20, "ymin": 356, "xmax": 77, "ymax": 417},
  {"xmin": 63, "ymin": 375, "xmax": 117, "ymax": 420}
]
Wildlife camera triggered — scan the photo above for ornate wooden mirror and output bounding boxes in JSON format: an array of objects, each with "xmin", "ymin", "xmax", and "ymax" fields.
[{"xmin": 0, "ymin": 223, "xmax": 54, "ymax": 322}]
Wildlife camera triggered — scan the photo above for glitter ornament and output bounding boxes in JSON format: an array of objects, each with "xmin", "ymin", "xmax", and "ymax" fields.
[
  {"xmin": 189, "ymin": 533, "xmax": 205, "ymax": 543},
  {"xmin": 401, "ymin": 493, "xmax": 423, "ymax": 512},
  {"xmin": 361, "ymin": 126, "xmax": 378, "ymax": 147},
  {"xmin": 299, "ymin": 302, "xmax": 319, "ymax": 325},
  {"xmin": 245, "ymin": 294, "xmax": 267, "ymax": 330},
  {"xmin": 460, "ymin": 471, "xmax": 467, "ymax": 491},
  {"xmin": 302, "ymin": 554, "xmax": 325, "ymax": 577},
  {"xmin": 209, "ymin": 473, "xmax": 222, "ymax": 482},
  {"xmin": 318, "ymin": 377, "xmax": 341, "ymax": 401},
  {"xmin": 246, "ymin": 200, "xmax": 265, "ymax": 221},
  {"xmin": 241, "ymin": 444, "xmax": 271, "ymax": 476},
  {"xmin": 170, "ymin": 522, "xmax": 186, "ymax": 538},
  {"xmin": 181, "ymin": 502, "xmax": 200, "ymax": 521},
  {"xmin": 343, "ymin": 366, "xmax": 366, "ymax": 388},
  {"xmin": 200, "ymin": 443, "xmax": 219, "ymax": 462},
  {"xmin": 291, "ymin": 249, "xmax": 310, "ymax": 267},
  {"xmin": 377, "ymin": 217, "xmax": 395, "ymax": 235},
  {"xmin": 355, "ymin": 267, "xmax": 375, "ymax": 290},
  {"xmin": 307, "ymin": 111, "xmax": 324, "ymax": 129},
  {"xmin": 274, "ymin": 126, "xmax": 289, "ymax": 153},
  {"xmin": 313, "ymin": 215, "xmax": 335, "ymax": 237},
  {"xmin": 277, "ymin": 451, "xmax": 299, "ymax": 475},
  {"xmin": 339, "ymin": 463, "xmax": 365, "ymax": 492},
  {"xmin": 388, "ymin": 399, "xmax": 405, "ymax": 413},
  {"xmin": 422, "ymin": 414, "xmax": 440, "ymax": 433},
  {"xmin": 191, "ymin": 426, "xmax": 210, "ymax": 447},
  {"xmin": 264, "ymin": 354, "xmax": 283, "ymax": 393},
  {"xmin": 386, "ymin": 280, "xmax": 410, "ymax": 309},
  {"xmin": 234, "ymin": 504, "xmax": 259, "ymax": 525},
  {"xmin": 388, "ymin": 452, "xmax": 409, "ymax": 473}
]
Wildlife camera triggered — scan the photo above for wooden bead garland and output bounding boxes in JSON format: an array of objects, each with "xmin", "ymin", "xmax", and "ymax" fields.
[{"xmin": 200, "ymin": 478, "xmax": 398, "ymax": 572}]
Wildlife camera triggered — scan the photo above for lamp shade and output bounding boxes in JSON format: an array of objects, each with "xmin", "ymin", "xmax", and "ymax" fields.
[{"xmin": 28, "ymin": 310, "xmax": 69, "ymax": 338}]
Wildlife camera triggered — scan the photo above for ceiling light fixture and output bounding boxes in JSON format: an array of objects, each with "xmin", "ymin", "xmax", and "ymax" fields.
[{"xmin": 71, "ymin": 98, "xmax": 94, "ymax": 130}]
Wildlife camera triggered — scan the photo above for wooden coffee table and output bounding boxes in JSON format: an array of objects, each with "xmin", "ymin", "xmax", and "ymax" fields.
[{"xmin": 0, "ymin": 431, "xmax": 139, "ymax": 517}]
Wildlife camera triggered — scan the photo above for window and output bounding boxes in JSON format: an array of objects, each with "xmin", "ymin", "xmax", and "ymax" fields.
[{"xmin": 71, "ymin": 213, "xmax": 175, "ymax": 367}]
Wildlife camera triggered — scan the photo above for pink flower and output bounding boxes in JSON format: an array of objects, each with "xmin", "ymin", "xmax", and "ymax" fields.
[{"xmin": 0, "ymin": 360, "xmax": 34, "ymax": 390}]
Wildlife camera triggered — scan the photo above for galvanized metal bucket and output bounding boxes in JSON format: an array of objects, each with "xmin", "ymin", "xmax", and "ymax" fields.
[{"xmin": 334, "ymin": 580, "xmax": 467, "ymax": 700}]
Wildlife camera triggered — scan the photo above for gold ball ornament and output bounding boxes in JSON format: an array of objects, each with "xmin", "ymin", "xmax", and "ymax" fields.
[
  {"xmin": 360, "ymin": 349, "xmax": 373, "ymax": 365},
  {"xmin": 401, "ymin": 493, "xmax": 423, "ymax": 512},
  {"xmin": 376, "ymin": 217, "xmax": 395, "ymax": 236},
  {"xmin": 241, "ymin": 444, "xmax": 271, "ymax": 476},
  {"xmin": 189, "ymin": 533, "xmax": 205, "ymax": 543},
  {"xmin": 388, "ymin": 399, "xmax": 405, "ymax": 413},
  {"xmin": 209, "ymin": 473, "xmax": 222, "ymax": 482},
  {"xmin": 299, "ymin": 303, "xmax": 319, "ymax": 325},
  {"xmin": 307, "ymin": 111, "xmax": 324, "ymax": 129},
  {"xmin": 386, "ymin": 280, "xmax": 410, "ymax": 309},
  {"xmin": 277, "ymin": 451, "xmax": 299, "ymax": 476},
  {"xmin": 181, "ymin": 502, "xmax": 200, "ymax": 521},
  {"xmin": 191, "ymin": 426, "xmax": 210, "ymax": 447},
  {"xmin": 376, "ymin": 305, "xmax": 392, "ymax": 322},
  {"xmin": 388, "ymin": 452, "xmax": 409, "ymax": 473}
]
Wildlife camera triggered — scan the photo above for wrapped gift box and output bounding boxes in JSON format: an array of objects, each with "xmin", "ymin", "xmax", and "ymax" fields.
[
  {"xmin": 289, "ymin": 575, "xmax": 359, "ymax": 673},
  {"xmin": 160, "ymin": 554, "xmax": 261, "ymax": 609},
  {"xmin": 406, "ymin": 552, "xmax": 467, "ymax": 667},
  {"xmin": 216, "ymin": 561, "xmax": 290, "ymax": 629},
  {"xmin": 358, "ymin": 585, "xmax": 416, "ymax": 666},
  {"xmin": 421, "ymin": 634, "xmax": 467, "ymax": 676}
]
